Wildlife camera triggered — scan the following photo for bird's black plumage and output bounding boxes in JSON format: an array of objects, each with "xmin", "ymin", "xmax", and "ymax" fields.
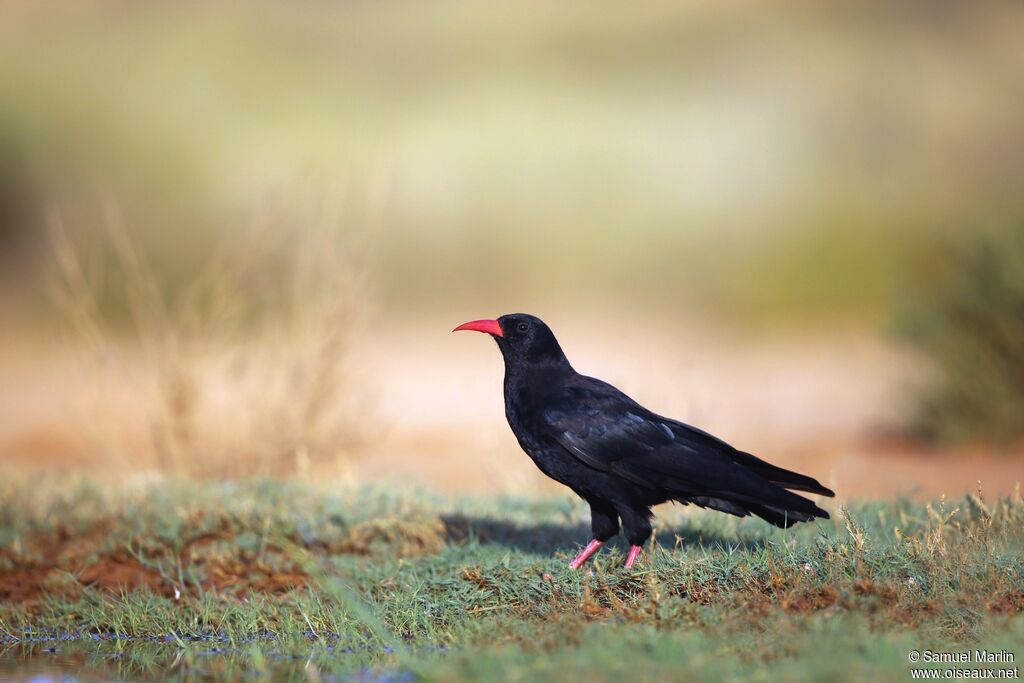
[{"xmin": 457, "ymin": 313, "xmax": 835, "ymax": 567}]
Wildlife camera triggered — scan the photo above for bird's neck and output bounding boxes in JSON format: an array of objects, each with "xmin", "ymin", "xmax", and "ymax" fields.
[{"xmin": 502, "ymin": 356, "xmax": 573, "ymax": 405}]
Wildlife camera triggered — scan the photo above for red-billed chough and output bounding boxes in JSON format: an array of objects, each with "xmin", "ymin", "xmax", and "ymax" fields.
[{"xmin": 453, "ymin": 313, "xmax": 835, "ymax": 570}]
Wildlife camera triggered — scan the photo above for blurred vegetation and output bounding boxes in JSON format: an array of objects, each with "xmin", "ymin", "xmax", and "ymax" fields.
[
  {"xmin": 0, "ymin": 0, "xmax": 1022, "ymax": 323},
  {"xmin": 899, "ymin": 224, "xmax": 1024, "ymax": 444},
  {"xmin": 44, "ymin": 193, "xmax": 373, "ymax": 478},
  {"xmin": 1, "ymin": 0, "xmax": 1023, "ymax": 465}
]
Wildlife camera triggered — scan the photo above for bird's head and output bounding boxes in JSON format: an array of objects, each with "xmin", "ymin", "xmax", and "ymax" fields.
[{"xmin": 453, "ymin": 313, "xmax": 569, "ymax": 367}]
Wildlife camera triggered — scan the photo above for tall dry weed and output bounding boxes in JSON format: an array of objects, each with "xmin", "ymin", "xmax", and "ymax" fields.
[{"xmin": 46, "ymin": 177, "xmax": 386, "ymax": 479}]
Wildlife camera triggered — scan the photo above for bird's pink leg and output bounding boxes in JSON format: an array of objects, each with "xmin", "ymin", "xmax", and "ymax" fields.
[
  {"xmin": 623, "ymin": 545, "xmax": 643, "ymax": 569},
  {"xmin": 568, "ymin": 539, "xmax": 604, "ymax": 569}
]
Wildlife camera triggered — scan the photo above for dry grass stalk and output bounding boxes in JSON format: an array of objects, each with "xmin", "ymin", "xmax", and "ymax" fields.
[{"xmin": 45, "ymin": 178, "xmax": 383, "ymax": 479}]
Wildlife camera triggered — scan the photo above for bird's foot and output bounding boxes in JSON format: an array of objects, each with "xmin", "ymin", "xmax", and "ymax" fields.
[
  {"xmin": 568, "ymin": 539, "xmax": 604, "ymax": 569},
  {"xmin": 623, "ymin": 545, "xmax": 643, "ymax": 569}
]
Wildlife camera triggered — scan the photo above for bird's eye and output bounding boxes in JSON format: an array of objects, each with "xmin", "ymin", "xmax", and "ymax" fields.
[{"xmin": 517, "ymin": 322, "xmax": 529, "ymax": 333}]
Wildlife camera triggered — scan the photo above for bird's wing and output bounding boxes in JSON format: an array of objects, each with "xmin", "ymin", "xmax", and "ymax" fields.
[
  {"xmin": 541, "ymin": 381, "xmax": 828, "ymax": 518},
  {"xmin": 660, "ymin": 420, "xmax": 835, "ymax": 497},
  {"xmin": 540, "ymin": 386, "xmax": 678, "ymax": 471}
]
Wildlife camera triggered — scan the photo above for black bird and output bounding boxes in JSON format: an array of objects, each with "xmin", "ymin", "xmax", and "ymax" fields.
[{"xmin": 453, "ymin": 313, "xmax": 835, "ymax": 569}]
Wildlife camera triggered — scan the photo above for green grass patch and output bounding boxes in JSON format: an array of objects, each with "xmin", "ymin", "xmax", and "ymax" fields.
[{"xmin": 1, "ymin": 480, "xmax": 1022, "ymax": 681}]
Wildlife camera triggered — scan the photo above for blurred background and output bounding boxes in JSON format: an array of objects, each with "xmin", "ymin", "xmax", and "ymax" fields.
[{"xmin": 1, "ymin": 0, "xmax": 1021, "ymax": 499}]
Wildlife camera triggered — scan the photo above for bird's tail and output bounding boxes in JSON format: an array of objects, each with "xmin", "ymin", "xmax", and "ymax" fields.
[
  {"xmin": 688, "ymin": 493, "xmax": 829, "ymax": 528},
  {"xmin": 730, "ymin": 450, "xmax": 835, "ymax": 497},
  {"xmin": 608, "ymin": 450, "xmax": 833, "ymax": 529}
]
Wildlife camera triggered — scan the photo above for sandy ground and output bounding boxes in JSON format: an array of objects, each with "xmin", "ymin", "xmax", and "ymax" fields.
[{"xmin": 1, "ymin": 315, "xmax": 1021, "ymax": 501}]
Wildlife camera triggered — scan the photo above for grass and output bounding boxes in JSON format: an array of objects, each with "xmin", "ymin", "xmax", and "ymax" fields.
[{"xmin": 1, "ymin": 479, "xmax": 1022, "ymax": 681}]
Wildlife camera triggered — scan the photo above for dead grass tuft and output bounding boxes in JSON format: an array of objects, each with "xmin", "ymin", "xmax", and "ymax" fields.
[
  {"xmin": 341, "ymin": 518, "xmax": 446, "ymax": 558},
  {"xmin": 782, "ymin": 586, "xmax": 838, "ymax": 613},
  {"xmin": 987, "ymin": 592, "xmax": 1024, "ymax": 615},
  {"xmin": 45, "ymin": 180, "xmax": 383, "ymax": 479},
  {"xmin": 204, "ymin": 558, "xmax": 308, "ymax": 594}
]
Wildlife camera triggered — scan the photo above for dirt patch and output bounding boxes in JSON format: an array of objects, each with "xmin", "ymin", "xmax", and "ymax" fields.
[
  {"xmin": 851, "ymin": 579, "xmax": 899, "ymax": 602},
  {"xmin": 987, "ymin": 592, "xmax": 1024, "ymax": 614},
  {"xmin": 0, "ymin": 565, "xmax": 50, "ymax": 603},
  {"xmin": 579, "ymin": 598, "xmax": 610, "ymax": 620},
  {"xmin": 205, "ymin": 558, "xmax": 307, "ymax": 594},
  {"xmin": 78, "ymin": 554, "xmax": 170, "ymax": 597},
  {"xmin": 1, "ymin": 551, "xmax": 311, "ymax": 604},
  {"xmin": 890, "ymin": 598, "xmax": 941, "ymax": 626},
  {"xmin": 0, "ymin": 512, "xmax": 448, "ymax": 607},
  {"xmin": 782, "ymin": 586, "xmax": 838, "ymax": 613},
  {"xmin": 340, "ymin": 518, "xmax": 445, "ymax": 558}
]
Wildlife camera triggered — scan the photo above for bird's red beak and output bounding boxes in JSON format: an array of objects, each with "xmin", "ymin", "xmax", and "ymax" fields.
[{"xmin": 452, "ymin": 319, "xmax": 504, "ymax": 337}]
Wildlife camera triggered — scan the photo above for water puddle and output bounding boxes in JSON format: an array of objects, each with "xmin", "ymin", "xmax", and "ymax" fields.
[{"xmin": 0, "ymin": 633, "xmax": 416, "ymax": 682}]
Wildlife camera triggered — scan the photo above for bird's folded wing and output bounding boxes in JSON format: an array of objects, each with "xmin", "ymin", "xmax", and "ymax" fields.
[
  {"xmin": 542, "ymin": 390, "xmax": 827, "ymax": 516},
  {"xmin": 661, "ymin": 419, "xmax": 834, "ymax": 496},
  {"xmin": 541, "ymin": 390, "xmax": 679, "ymax": 471}
]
